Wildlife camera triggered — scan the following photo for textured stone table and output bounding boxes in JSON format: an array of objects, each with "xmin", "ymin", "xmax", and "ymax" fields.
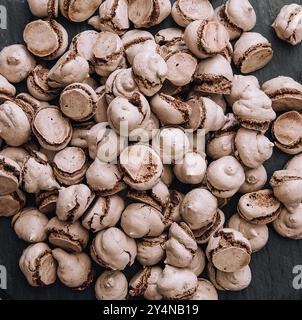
[{"xmin": 0, "ymin": 0, "xmax": 302, "ymax": 300}]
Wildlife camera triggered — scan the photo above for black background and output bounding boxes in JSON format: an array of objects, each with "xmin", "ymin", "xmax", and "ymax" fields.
[{"xmin": 0, "ymin": 0, "xmax": 302, "ymax": 300}]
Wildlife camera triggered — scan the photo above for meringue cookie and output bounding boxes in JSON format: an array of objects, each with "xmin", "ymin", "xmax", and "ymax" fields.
[
  {"xmin": 0, "ymin": 190, "xmax": 26, "ymax": 217},
  {"xmin": 19, "ymin": 243, "xmax": 57, "ymax": 287},
  {"xmin": 91, "ymin": 227, "xmax": 137, "ymax": 270},
  {"xmin": 232, "ymin": 86, "xmax": 276, "ymax": 133},
  {"xmin": 27, "ymin": 0, "xmax": 59, "ymax": 18},
  {"xmin": 234, "ymin": 128, "xmax": 274, "ymax": 169},
  {"xmin": 207, "ymin": 156, "xmax": 245, "ymax": 198},
  {"xmin": 190, "ymin": 279, "xmax": 218, "ymax": 300},
  {"xmin": 273, "ymin": 205, "xmax": 302, "ymax": 240},
  {"xmin": 208, "ymin": 263, "xmax": 252, "ymax": 291},
  {"xmin": 272, "ymin": 111, "xmax": 302, "ymax": 155},
  {"xmin": 162, "ymin": 190, "xmax": 183, "ymax": 227},
  {"xmin": 284, "ymin": 154, "xmax": 302, "ymax": 174},
  {"xmin": 180, "ymin": 188, "xmax": 218, "ymax": 230},
  {"xmin": 206, "ymin": 228, "xmax": 252, "ymax": 273},
  {"xmin": 172, "ymin": 0, "xmax": 214, "ymax": 27},
  {"xmin": 194, "ymin": 55, "xmax": 233, "ymax": 94},
  {"xmin": 121, "ymin": 203, "xmax": 165, "ymax": 239},
  {"xmin": 165, "ymin": 222, "xmax": 198, "ymax": 268},
  {"xmin": 128, "ymin": 0, "xmax": 172, "ymax": 28},
  {"xmin": 95, "ymin": 271, "xmax": 128, "ymax": 300},
  {"xmin": 270, "ymin": 170, "xmax": 302, "ymax": 213},
  {"xmin": 228, "ymin": 213, "xmax": 269, "ymax": 252},
  {"xmin": 262, "ymin": 76, "xmax": 302, "ymax": 112},
  {"xmin": 239, "ymin": 165, "xmax": 268, "ymax": 194},
  {"xmin": 184, "ymin": 20, "xmax": 230, "ymax": 59},
  {"xmin": 0, "ymin": 44, "xmax": 36, "ymax": 83},
  {"xmin": 233, "ymin": 32, "xmax": 273, "ymax": 74},
  {"xmin": 0, "ymin": 74, "xmax": 16, "ymax": 97},
  {"xmin": 215, "ymin": 0, "xmax": 256, "ymax": 40},
  {"xmin": 273, "ymin": 4, "xmax": 302, "ymax": 45},
  {"xmin": 157, "ymin": 265, "xmax": 198, "ymax": 300},
  {"xmin": 82, "ymin": 195, "xmax": 125, "ymax": 233},
  {"xmin": 132, "ymin": 51, "xmax": 168, "ymax": 96}
]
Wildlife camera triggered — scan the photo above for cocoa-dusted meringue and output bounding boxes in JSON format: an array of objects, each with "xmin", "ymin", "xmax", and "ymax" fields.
[
  {"xmin": 207, "ymin": 156, "xmax": 245, "ymax": 198},
  {"xmin": 12, "ymin": 208, "xmax": 49, "ymax": 243},
  {"xmin": 119, "ymin": 144, "xmax": 163, "ymax": 191},
  {"xmin": 130, "ymin": 266, "xmax": 163, "ymax": 300},
  {"xmin": 0, "ymin": 158, "xmax": 20, "ymax": 196},
  {"xmin": 105, "ymin": 68, "xmax": 138, "ymax": 103},
  {"xmin": 23, "ymin": 19, "xmax": 68, "ymax": 60},
  {"xmin": 52, "ymin": 248, "xmax": 94, "ymax": 290},
  {"xmin": 0, "ymin": 101, "xmax": 31, "ymax": 146},
  {"xmin": 82, "ymin": 195, "xmax": 125, "ymax": 233},
  {"xmin": 27, "ymin": 0, "xmax": 59, "ymax": 18},
  {"xmin": 228, "ymin": 213, "xmax": 269, "ymax": 252},
  {"xmin": 165, "ymin": 222, "xmax": 198, "ymax": 268},
  {"xmin": 193, "ymin": 209, "xmax": 225, "ymax": 245},
  {"xmin": 273, "ymin": 205, "xmax": 302, "ymax": 240},
  {"xmin": 215, "ymin": 0, "xmax": 256, "ymax": 40},
  {"xmin": 180, "ymin": 188, "xmax": 218, "ymax": 230},
  {"xmin": 93, "ymin": 31, "xmax": 125, "ymax": 77},
  {"xmin": 56, "ymin": 184, "xmax": 95, "ymax": 223},
  {"xmin": 172, "ymin": 0, "xmax": 214, "ymax": 27},
  {"xmin": 107, "ymin": 92, "xmax": 151, "ymax": 136},
  {"xmin": 232, "ymin": 86, "xmax": 276, "ymax": 133},
  {"xmin": 132, "ymin": 51, "xmax": 168, "ymax": 96},
  {"xmin": 273, "ymin": 4, "xmax": 302, "ymax": 45},
  {"xmin": 47, "ymin": 51, "xmax": 89, "ymax": 88},
  {"xmin": 0, "ymin": 147, "xmax": 30, "ymax": 167},
  {"xmin": 94, "ymin": 86, "xmax": 108, "ymax": 123},
  {"xmin": 194, "ymin": 55, "xmax": 233, "ymax": 94},
  {"xmin": 262, "ymin": 76, "xmax": 302, "ymax": 112},
  {"xmin": 47, "ymin": 217, "xmax": 89, "ymax": 253},
  {"xmin": 270, "ymin": 170, "xmax": 302, "ymax": 213},
  {"xmin": 190, "ymin": 279, "xmax": 218, "ymax": 300},
  {"xmin": 59, "ymin": 0, "xmax": 102, "ymax": 22},
  {"xmin": 237, "ymin": 189, "xmax": 281, "ymax": 225},
  {"xmin": 27, "ymin": 65, "xmax": 60, "ymax": 101},
  {"xmin": 86, "ymin": 159, "xmax": 126, "ymax": 195},
  {"xmin": 91, "ymin": 227, "xmax": 137, "ymax": 270},
  {"xmin": 60, "ymin": 83, "xmax": 98, "ymax": 121},
  {"xmin": 184, "ymin": 20, "xmax": 230, "ymax": 59},
  {"xmin": 206, "ymin": 228, "xmax": 252, "ymax": 273},
  {"xmin": 122, "ymin": 30, "xmax": 158, "ymax": 65},
  {"xmin": 128, "ymin": 0, "xmax": 171, "ymax": 28},
  {"xmin": 137, "ymin": 234, "xmax": 166, "ymax": 266},
  {"xmin": 239, "ymin": 165, "xmax": 268, "ymax": 194},
  {"xmin": 21, "ymin": 151, "xmax": 60, "ymax": 193},
  {"xmin": 0, "ymin": 45, "xmax": 36, "ymax": 83},
  {"xmin": 127, "ymin": 180, "xmax": 170, "ymax": 212},
  {"xmin": 0, "ymin": 190, "xmax": 26, "ymax": 217},
  {"xmin": 234, "ymin": 128, "xmax": 274, "ymax": 169},
  {"xmin": 19, "ymin": 243, "xmax": 57, "ymax": 287},
  {"xmin": 272, "ymin": 111, "xmax": 302, "ymax": 155},
  {"xmin": 162, "ymin": 190, "xmax": 183, "ymax": 227},
  {"xmin": 157, "ymin": 265, "xmax": 198, "ymax": 300},
  {"xmin": 188, "ymin": 247, "xmax": 206, "ymax": 276},
  {"xmin": 174, "ymin": 152, "xmax": 207, "ymax": 185},
  {"xmin": 233, "ymin": 32, "xmax": 273, "ymax": 74},
  {"xmin": 95, "ymin": 271, "xmax": 128, "ymax": 300},
  {"xmin": 151, "ymin": 93, "xmax": 192, "ymax": 125},
  {"xmin": 121, "ymin": 203, "xmax": 165, "ymax": 239},
  {"xmin": 32, "ymin": 106, "xmax": 72, "ymax": 151},
  {"xmin": 208, "ymin": 263, "xmax": 252, "ymax": 291}
]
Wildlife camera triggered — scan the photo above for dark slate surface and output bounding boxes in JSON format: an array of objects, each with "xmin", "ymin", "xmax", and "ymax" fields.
[{"xmin": 0, "ymin": 0, "xmax": 302, "ymax": 300}]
